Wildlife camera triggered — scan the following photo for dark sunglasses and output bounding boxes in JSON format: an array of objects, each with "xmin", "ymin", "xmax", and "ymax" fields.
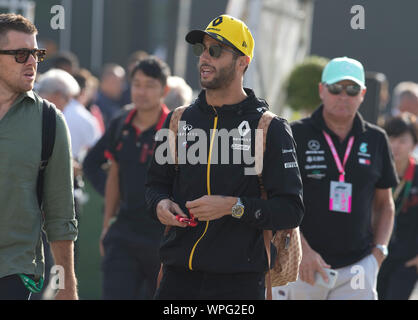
[
  {"xmin": 0, "ymin": 48, "xmax": 46, "ymax": 63},
  {"xmin": 192, "ymin": 43, "xmax": 239, "ymax": 58},
  {"xmin": 326, "ymin": 83, "xmax": 362, "ymax": 96}
]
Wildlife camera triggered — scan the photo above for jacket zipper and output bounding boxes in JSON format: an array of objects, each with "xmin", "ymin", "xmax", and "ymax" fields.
[{"xmin": 188, "ymin": 107, "xmax": 218, "ymax": 270}]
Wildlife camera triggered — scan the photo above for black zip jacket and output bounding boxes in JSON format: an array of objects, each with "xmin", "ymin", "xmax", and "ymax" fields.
[{"xmin": 145, "ymin": 88, "xmax": 304, "ymax": 274}]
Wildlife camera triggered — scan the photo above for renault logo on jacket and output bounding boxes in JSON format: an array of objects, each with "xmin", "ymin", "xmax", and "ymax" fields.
[{"xmin": 238, "ymin": 121, "xmax": 250, "ymax": 136}]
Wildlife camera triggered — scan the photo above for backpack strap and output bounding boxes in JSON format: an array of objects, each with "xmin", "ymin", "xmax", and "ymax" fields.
[
  {"xmin": 168, "ymin": 105, "xmax": 188, "ymax": 170},
  {"xmin": 256, "ymin": 110, "xmax": 276, "ymax": 301},
  {"xmin": 36, "ymin": 100, "xmax": 57, "ymax": 211},
  {"xmin": 156, "ymin": 105, "xmax": 188, "ymax": 291},
  {"xmin": 256, "ymin": 111, "xmax": 276, "ymax": 194}
]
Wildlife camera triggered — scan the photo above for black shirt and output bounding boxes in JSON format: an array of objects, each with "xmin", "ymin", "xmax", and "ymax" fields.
[
  {"xmin": 389, "ymin": 162, "xmax": 418, "ymax": 261},
  {"xmin": 291, "ymin": 105, "xmax": 398, "ymax": 268},
  {"xmin": 104, "ymin": 105, "xmax": 169, "ymax": 239}
]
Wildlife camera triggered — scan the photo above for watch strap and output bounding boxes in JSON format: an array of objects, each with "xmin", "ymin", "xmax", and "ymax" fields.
[{"xmin": 375, "ymin": 244, "xmax": 388, "ymax": 256}]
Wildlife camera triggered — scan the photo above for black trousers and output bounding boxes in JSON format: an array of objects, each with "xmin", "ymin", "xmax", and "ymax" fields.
[
  {"xmin": 0, "ymin": 275, "xmax": 31, "ymax": 300},
  {"xmin": 155, "ymin": 266, "xmax": 265, "ymax": 300},
  {"xmin": 377, "ymin": 258, "xmax": 418, "ymax": 300},
  {"xmin": 101, "ymin": 219, "xmax": 161, "ymax": 300}
]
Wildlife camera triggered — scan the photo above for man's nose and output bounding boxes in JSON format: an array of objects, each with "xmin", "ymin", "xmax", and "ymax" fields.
[
  {"xmin": 26, "ymin": 52, "xmax": 37, "ymax": 65},
  {"xmin": 390, "ymin": 141, "xmax": 400, "ymax": 152},
  {"xmin": 338, "ymin": 90, "xmax": 350, "ymax": 99}
]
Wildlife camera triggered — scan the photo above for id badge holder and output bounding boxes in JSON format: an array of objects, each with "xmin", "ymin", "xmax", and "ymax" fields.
[{"xmin": 329, "ymin": 181, "xmax": 352, "ymax": 213}]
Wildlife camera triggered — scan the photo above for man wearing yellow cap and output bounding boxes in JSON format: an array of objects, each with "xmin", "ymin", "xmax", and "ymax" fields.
[{"xmin": 146, "ymin": 15, "xmax": 304, "ymax": 299}]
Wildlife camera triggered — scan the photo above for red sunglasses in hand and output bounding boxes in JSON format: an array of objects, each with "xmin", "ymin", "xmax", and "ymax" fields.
[{"xmin": 175, "ymin": 212, "xmax": 198, "ymax": 227}]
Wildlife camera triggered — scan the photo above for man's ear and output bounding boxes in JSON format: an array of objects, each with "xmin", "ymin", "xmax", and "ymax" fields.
[
  {"xmin": 241, "ymin": 56, "xmax": 250, "ymax": 68},
  {"xmin": 359, "ymin": 87, "xmax": 367, "ymax": 103},
  {"xmin": 318, "ymin": 82, "xmax": 324, "ymax": 100},
  {"xmin": 237, "ymin": 55, "xmax": 250, "ymax": 73},
  {"xmin": 162, "ymin": 84, "xmax": 170, "ymax": 98}
]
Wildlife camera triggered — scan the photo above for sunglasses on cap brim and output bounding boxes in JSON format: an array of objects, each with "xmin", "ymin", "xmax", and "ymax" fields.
[
  {"xmin": 0, "ymin": 48, "xmax": 46, "ymax": 64},
  {"xmin": 325, "ymin": 83, "xmax": 362, "ymax": 96},
  {"xmin": 192, "ymin": 43, "xmax": 241, "ymax": 58}
]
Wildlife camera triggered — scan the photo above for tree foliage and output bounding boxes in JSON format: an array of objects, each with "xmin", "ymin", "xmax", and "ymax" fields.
[{"xmin": 285, "ymin": 56, "xmax": 329, "ymax": 112}]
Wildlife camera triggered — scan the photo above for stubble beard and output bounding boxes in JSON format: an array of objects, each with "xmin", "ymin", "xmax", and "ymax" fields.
[{"xmin": 199, "ymin": 60, "xmax": 237, "ymax": 90}]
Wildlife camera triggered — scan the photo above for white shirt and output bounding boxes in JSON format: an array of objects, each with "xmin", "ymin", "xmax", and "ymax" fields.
[{"xmin": 63, "ymin": 99, "xmax": 102, "ymax": 161}]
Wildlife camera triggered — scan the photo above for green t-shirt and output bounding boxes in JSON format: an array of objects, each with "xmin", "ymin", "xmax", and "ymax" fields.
[{"xmin": 0, "ymin": 91, "xmax": 78, "ymax": 279}]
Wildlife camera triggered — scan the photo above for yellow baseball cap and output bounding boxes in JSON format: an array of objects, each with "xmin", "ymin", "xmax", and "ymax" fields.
[{"xmin": 185, "ymin": 14, "xmax": 255, "ymax": 62}]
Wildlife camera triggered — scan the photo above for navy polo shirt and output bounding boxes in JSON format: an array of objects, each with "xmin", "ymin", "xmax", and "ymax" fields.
[
  {"xmin": 291, "ymin": 105, "xmax": 398, "ymax": 268},
  {"xmin": 104, "ymin": 105, "xmax": 169, "ymax": 235}
]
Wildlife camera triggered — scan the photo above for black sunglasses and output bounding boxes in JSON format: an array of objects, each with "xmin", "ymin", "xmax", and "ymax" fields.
[
  {"xmin": 0, "ymin": 48, "xmax": 46, "ymax": 63},
  {"xmin": 192, "ymin": 43, "xmax": 239, "ymax": 58},
  {"xmin": 326, "ymin": 83, "xmax": 362, "ymax": 97}
]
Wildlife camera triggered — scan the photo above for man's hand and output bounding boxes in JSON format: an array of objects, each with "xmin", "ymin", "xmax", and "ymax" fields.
[
  {"xmin": 54, "ymin": 286, "xmax": 78, "ymax": 300},
  {"xmin": 186, "ymin": 195, "xmax": 237, "ymax": 221},
  {"xmin": 372, "ymin": 247, "xmax": 386, "ymax": 268},
  {"xmin": 299, "ymin": 245, "xmax": 331, "ymax": 286},
  {"xmin": 156, "ymin": 199, "xmax": 189, "ymax": 227},
  {"xmin": 405, "ymin": 255, "xmax": 418, "ymax": 273}
]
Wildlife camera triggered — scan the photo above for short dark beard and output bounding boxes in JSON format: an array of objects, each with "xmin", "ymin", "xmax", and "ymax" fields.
[{"xmin": 199, "ymin": 57, "xmax": 237, "ymax": 90}]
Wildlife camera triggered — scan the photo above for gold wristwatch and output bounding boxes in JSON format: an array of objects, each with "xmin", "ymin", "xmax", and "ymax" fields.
[{"xmin": 231, "ymin": 198, "xmax": 245, "ymax": 219}]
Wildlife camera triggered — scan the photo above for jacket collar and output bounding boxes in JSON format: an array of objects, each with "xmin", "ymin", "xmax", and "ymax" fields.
[
  {"xmin": 310, "ymin": 104, "xmax": 367, "ymax": 138},
  {"xmin": 196, "ymin": 88, "xmax": 268, "ymax": 116}
]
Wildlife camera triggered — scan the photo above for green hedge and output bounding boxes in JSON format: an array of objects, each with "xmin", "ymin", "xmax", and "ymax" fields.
[{"xmin": 285, "ymin": 56, "xmax": 329, "ymax": 112}]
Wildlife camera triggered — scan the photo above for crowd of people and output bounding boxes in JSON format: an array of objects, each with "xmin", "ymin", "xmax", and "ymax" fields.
[{"xmin": 0, "ymin": 12, "xmax": 416, "ymax": 301}]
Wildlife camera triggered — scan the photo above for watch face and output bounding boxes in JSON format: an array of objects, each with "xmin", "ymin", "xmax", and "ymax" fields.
[{"xmin": 232, "ymin": 205, "xmax": 244, "ymax": 218}]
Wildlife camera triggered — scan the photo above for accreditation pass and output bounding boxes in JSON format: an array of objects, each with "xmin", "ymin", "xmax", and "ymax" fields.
[{"xmin": 329, "ymin": 181, "xmax": 352, "ymax": 213}]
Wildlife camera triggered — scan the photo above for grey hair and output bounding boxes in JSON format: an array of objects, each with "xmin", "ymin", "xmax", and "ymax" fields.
[
  {"xmin": 392, "ymin": 81, "xmax": 418, "ymax": 111},
  {"xmin": 36, "ymin": 68, "xmax": 80, "ymax": 98},
  {"xmin": 164, "ymin": 76, "xmax": 193, "ymax": 110}
]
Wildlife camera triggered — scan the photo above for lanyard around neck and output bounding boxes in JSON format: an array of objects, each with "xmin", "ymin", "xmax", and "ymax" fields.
[{"xmin": 323, "ymin": 130, "xmax": 355, "ymax": 182}]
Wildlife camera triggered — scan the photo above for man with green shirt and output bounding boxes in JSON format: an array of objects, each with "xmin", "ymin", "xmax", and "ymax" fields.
[{"xmin": 0, "ymin": 13, "xmax": 78, "ymax": 300}]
